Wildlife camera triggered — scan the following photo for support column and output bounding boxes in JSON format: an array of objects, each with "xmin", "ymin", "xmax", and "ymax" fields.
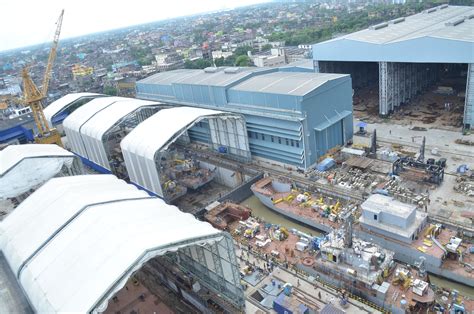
[
  {"xmin": 464, "ymin": 63, "xmax": 474, "ymax": 129},
  {"xmin": 417, "ymin": 63, "xmax": 423, "ymax": 94},
  {"xmin": 393, "ymin": 62, "xmax": 400, "ymax": 109},
  {"xmin": 379, "ymin": 61, "xmax": 391, "ymax": 116},
  {"xmin": 313, "ymin": 60, "xmax": 320, "ymax": 73},
  {"xmin": 408, "ymin": 63, "xmax": 415, "ymax": 99},
  {"xmin": 400, "ymin": 63, "xmax": 406, "ymax": 103},
  {"xmin": 413, "ymin": 64, "xmax": 419, "ymax": 95}
]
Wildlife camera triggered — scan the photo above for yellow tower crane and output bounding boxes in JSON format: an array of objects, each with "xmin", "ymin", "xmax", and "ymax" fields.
[{"xmin": 21, "ymin": 9, "xmax": 64, "ymax": 146}]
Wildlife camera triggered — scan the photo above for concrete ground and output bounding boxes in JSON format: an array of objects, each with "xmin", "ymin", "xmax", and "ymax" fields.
[
  {"xmin": 356, "ymin": 120, "xmax": 474, "ymax": 227},
  {"xmin": 0, "ymin": 253, "xmax": 32, "ymax": 314}
]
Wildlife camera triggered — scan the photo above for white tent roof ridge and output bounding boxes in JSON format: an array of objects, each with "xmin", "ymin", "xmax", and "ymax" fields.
[
  {"xmin": 92, "ymin": 231, "xmax": 224, "ymax": 313},
  {"xmin": 0, "ymin": 144, "xmax": 74, "ymax": 176},
  {"xmin": 120, "ymin": 106, "xmax": 245, "ymax": 196},
  {"xmin": 16, "ymin": 195, "xmax": 155, "ymax": 281},
  {"xmin": 43, "ymin": 92, "xmax": 105, "ymax": 126},
  {"xmin": 0, "ymin": 175, "xmax": 223, "ymax": 313},
  {"xmin": 63, "ymin": 97, "xmax": 128, "ymax": 159},
  {"xmin": 69, "ymin": 98, "xmax": 164, "ymax": 170},
  {"xmin": 121, "ymin": 106, "xmax": 240, "ymax": 159}
]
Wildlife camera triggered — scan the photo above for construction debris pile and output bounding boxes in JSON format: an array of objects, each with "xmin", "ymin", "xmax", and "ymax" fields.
[
  {"xmin": 381, "ymin": 179, "xmax": 430, "ymax": 206},
  {"xmin": 454, "ymin": 177, "xmax": 474, "ymax": 197},
  {"xmin": 329, "ymin": 167, "xmax": 381, "ymax": 192}
]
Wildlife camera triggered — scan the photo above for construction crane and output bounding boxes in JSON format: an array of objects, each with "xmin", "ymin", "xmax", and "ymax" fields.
[{"xmin": 21, "ymin": 9, "xmax": 64, "ymax": 146}]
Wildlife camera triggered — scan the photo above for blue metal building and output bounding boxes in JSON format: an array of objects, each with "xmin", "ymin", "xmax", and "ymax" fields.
[
  {"xmin": 312, "ymin": 5, "xmax": 474, "ymax": 129},
  {"xmin": 136, "ymin": 67, "xmax": 353, "ymax": 168}
]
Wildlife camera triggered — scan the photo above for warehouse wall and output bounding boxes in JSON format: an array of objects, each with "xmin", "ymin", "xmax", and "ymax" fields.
[
  {"xmin": 136, "ymin": 73, "xmax": 353, "ymax": 168},
  {"xmin": 303, "ymin": 76, "xmax": 353, "ymax": 164}
]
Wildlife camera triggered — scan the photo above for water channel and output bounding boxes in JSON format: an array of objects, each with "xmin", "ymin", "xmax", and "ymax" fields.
[{"xmin": 239, "ymin": 195, "xmax": 474, "ymax": 297}]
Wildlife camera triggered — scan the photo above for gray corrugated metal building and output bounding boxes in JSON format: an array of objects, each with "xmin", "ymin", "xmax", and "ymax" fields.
[
  {"xmin": 312, "ymin": 5, "xmax": 474, "ymax": 129},
  {"xmin": 136, "ymin": 67, "xmax": 353, "ymax": 168}
]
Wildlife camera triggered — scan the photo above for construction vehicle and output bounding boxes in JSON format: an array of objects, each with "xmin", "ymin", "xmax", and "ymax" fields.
[
  {"xmin": 392, "ymin": 268, "xmax": 412, "ymax": 289},
  {"xmin": 21, "ymin": 10, "xmax": 64, "ymax": 146},
  {"xmin": 274, "ymin": 227, "xmax": 289, "ymax": 241}
]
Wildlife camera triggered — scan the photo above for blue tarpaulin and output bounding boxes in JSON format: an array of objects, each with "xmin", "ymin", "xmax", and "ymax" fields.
[{"xmin": 317, "ymin": 157, "xmax": 335, "ymax": 172}]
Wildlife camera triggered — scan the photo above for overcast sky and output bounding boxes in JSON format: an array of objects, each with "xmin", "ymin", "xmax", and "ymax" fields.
[{"xmin": 0, "ymin": 0, "xmax": 265, "ymax": 52}]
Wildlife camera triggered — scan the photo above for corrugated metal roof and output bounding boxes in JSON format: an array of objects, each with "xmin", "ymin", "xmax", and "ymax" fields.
[
  {"xmin": 139, "ymin": 69, "xmax": 202, "ymax": 85},
  {"xmin": 138, "ymin": 67, "xmax": 274, "ymax": 87},
  {"xmin": 330, "ymin": 5, "xmax": 474, "ymax": 44},
  {"xmin": 230, "ymin": 72, "xmax": 348, "ymax": 96}
]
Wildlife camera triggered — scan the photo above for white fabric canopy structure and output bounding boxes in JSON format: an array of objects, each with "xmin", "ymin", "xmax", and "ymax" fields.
[
  {"xmin": 44, "ymin": 93, "xmax": 104, "ymax": 126},
  {"xmin": 0, "ymin": 175, "xmax": 227, "ymax": 313},
  {"xmin": 120, "ymin": 106, "xmax": 249, "ymax": 198},
  {"xmin": 0, "ymin": 144, "xmax": 76, "ymax": 199},
  {"xmin": 63, "ymin": 97, "xmax": 125, "ymax": 159},
  {"xmin": 64, "ymin": 97, "xmax": 161, "ymax": 171}
]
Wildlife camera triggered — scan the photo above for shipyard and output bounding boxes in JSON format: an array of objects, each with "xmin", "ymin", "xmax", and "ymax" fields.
[{"xmin": 0, "ymin": 2, "xmax": 473, "ymax": 314}]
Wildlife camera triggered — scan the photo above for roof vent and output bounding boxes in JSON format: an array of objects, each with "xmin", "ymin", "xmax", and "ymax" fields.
[
  {"xmin": 439, "ymin": 4, "xmax": 448, "ymax": 10},
  {"xmin": 370, "ymin": 22, "xmax": 388, "ymax": 30},
  {"xmin": 466, "ymin": 13, "xmax": 474, "ymax": 20},
  {"xmin": 224, "ymin": 67, "xmax": 240, "ymax": 74},
  {"xmin": 424, "ymin": 8, "xmax": 437, "ymax": 14},
  {"xmin": 446, "ymin": 17, "xmax": 465, "ymax": 27},
  {"xmin": 204, "ymin": 67, "xmax": 218, "ymax": 73},
  {"xmin": 391, "ymin": 17, "xmax": 405, "ymax": 24}
]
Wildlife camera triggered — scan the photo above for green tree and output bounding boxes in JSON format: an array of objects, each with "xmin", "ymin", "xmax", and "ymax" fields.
[
  {"xmin": 214, "ymin": 57, "xmax": 225, "ymax": 67},
  {"xmin": 261, "ymin": 44, "xmax": 273, "ymax": 51},
  {"xmin": 103, "ymin": 86, "xmax": 117, "ymax": 96},
  {"xmin": 184, "ymin": 58, "xmax": 212, "ymax": 69},
  {"xmin": 234, "ymin": 46, "xmax": 255, "ymax": 57},
  {"xmin": 235, "ymin": 55, "xmax": 252, "ymax": 67}
]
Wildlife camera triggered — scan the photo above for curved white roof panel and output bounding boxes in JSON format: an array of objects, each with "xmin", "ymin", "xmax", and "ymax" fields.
[
  {"xmin": 0, "ymin": 175, "xmax": 221, "ymax": 313},
  {"xmin": 63, "ymin": 97, "xmax": 126, "ymax": 159},
  {"xmin": 44, "ymin": 93, "xmax": 104, "ymax": 126},
  {"xmin": 76, "ymin": 99, "xmax": 161, "ymax": 170},
  {"xmin": 0, "ymin": 144, "xmax": 76, "ymax": 199},
  {"xmin": 120, "ymin": 106, "xmax": 228, "ymax": 196}
]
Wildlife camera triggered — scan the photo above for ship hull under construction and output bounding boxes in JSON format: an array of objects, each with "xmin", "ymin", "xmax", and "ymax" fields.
[
  {"xmin": 251, "ymin": 187, "xmax": 333, "ymax": 233},
  {"xmin": 355, "ymin": 228, "xmax": 474, "ymax": 287}
]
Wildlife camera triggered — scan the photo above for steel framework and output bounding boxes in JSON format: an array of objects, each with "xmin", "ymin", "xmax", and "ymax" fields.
[{"xmin": 176, "ymin": 232, "xmax": 244, "ymax": 309}]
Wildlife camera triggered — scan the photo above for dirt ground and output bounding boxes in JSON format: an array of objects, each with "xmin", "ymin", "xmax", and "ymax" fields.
[
  {"xmin": 104, "ymin": 279, "xmax": 175, "ymax": 314},
  {"xmin": 353, "ymin": 78, "xmax": 466, "ymax": 132}
]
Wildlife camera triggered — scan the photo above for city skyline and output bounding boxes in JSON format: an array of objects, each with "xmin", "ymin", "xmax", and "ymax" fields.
[{"xmin": 0, "ymin": 0, "xmax": 265, "ymax": 52}]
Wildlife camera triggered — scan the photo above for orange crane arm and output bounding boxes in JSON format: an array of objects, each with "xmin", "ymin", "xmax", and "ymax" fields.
[{"xmin": 41, "ymin": 9, "xmax": 64, "ymax": 97}]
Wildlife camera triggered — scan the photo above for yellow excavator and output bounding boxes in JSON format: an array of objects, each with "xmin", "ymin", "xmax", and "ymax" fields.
[
  {"xmin": 392, "ymin": 269, "xmax": 412, "ymax": 289},
  {"xmin": 22, "ymin": 10, "xmax": 64, "ymax": 146}
]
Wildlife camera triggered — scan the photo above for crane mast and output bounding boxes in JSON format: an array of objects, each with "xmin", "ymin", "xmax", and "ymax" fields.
[
  {"xmin": 42, "ymin": 10, "xmax": 64, "ymax": 97},
  {"xmin": 22, "ymin": 10, "xmax": 64, "ymax": 146}
]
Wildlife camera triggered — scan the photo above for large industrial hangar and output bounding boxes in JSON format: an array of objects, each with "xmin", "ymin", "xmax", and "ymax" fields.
[
  {"xmin": 63, "ymin": 95, "xmax": 254, "ymax": 206},
  {"xmin": 62, "ymin": 96, "xmax": 164, "ymax": 174},
  {"xmin": 312, "ymin": 5, "xmax": 474, "ymax": 130},
  {"xmin": 0, "ymin": 175, "xmax": 244, "ymax": 313},
  {"xmin": 120, "ymin": 106, "xmax": 250, "ymax": 201},
  {"xmin": 136, "ymin": 67, "xmax": 353, "ymax": 168}
]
